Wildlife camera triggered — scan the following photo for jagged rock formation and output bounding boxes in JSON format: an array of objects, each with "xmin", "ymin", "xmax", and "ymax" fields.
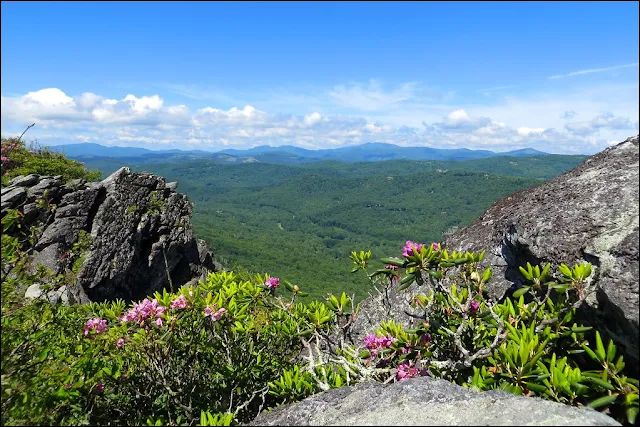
[
  {"xmin": 249, "ymin": 376, "xmax": 620, "ymax": 426},
  {"xmin": 1, "ymin": 167, "xmax": 216, "ymax": 303},
  {"xmin": 348, "ymin": 135, "xmax": 639, "ymax": 370}
]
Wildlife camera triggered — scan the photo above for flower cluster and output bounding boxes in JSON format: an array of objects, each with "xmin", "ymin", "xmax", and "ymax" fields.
[
  {"xmin": 0, "ymin": 139, "xmax": 21, "ymax": 170},
  {"xmin": 363, "ymin": 333, "xmax": 398, "ymax": 358},
  {"xmin": 204, "ymin": 305, "xmax": 227, "ymax": 321},
  {"xmin": 470, "ymin": 301, "xmax": 480, "ymax": 313},
  {"xmin": 396, "ymin": 363, "xmax": 421, "ymax": 381},
  {"xmin": 402, "ymin": 240, "xmax": 424, "ymax": 257},
  {"xmin": 171, "ymin": 294, "xmax": 189, "ymax": 309},
  {"xmin": 120, "ymin": 298, "xmax": 166, "ymax": 326},
  {"xmin": 385, "ymin": 264, "xmax": 399, "ymax": 271},
  {"xmin": 83, "ymin": 318, "xmax": 107, "ymax": 337},
  {"xmin": 265, "ymin": 276, "xmax": 280, "ymax": 289}
]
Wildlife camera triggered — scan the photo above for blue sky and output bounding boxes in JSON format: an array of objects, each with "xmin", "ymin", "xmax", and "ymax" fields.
[{"xmin": 1, "ymin": 1, "xmax": 638, "ymax": 154}]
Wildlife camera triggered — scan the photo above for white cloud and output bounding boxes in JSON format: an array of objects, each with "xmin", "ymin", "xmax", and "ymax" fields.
[
  {"xmin": 517, "ymin": 127, "xmax": 545, "ymax": 136},
  {"xmin": 437, "ymin": 109, "xmax": 491, "ymax": 131},
  {"xmin": 548, "ymin": 62, "xmax": 639, "ymax": 79},
  {"xmin": 1, "ymin": 85, "xmax": 638, "ymax": 155},
  {"xmin": 565, "ymin": 113, "xmax": 636, "ymax": 135},
  {"xmin": 328, "ymin": 80, "xmax": 419, "ymax": 111},
  {"xmin": 303, "ymin": 112, "xmax": 322, "ymax": 127}
]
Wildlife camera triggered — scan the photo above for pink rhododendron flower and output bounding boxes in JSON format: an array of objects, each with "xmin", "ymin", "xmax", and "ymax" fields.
[
  {"xmin": 95, "ymin": 382, "xmax": 104, "ymax": 394},
  {"xmin": 363, "ymin": 333, "xmax": 378, "ymax": 349},
  {"xmin": 83, "ymin": 318, "xmax": 107, "ymax": 337},
  {"xmin": 120, "ymin": 298, "xmax": 165, "ymax": 325},
  {"xmin": 385, "ymin": 264, "xmax": 399, "ymax": 270},
  {"xmin": 470, "ymin": 301, "xmax": 480, "ymax": 313},
  {"xmin": 432, "ymin": 242, "xmax": 440, "ymax": 250},
  {"xmin": 116, "ymin": 338, "xmax": 125, "ymax": 348},
  {"xmin": 211, "ymin": 308, "xmax": 226, "ymax": 321},
  {"xmin": 171, "ymin": 294, "xmax": 189, "ymax": 309},
  {"xmin": 363, "ymin": 333, "xmax": 397, "ymax": 351},
  {"xmin": 265, "ymin": 277, "xmax": 280, "ymax": 289},
  {"xmin": 396, "ymin": 363, "xmax": 420, "ymax": 381},
  {"xmin": 154, "ymin": 317, "xmax": 164, "ymax": 327},
  {"xmin": 402, "ymin": 240, "xmax": 424, "ymax": 257}
]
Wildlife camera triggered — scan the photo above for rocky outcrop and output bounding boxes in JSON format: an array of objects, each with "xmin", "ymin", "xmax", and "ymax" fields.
[
  {"xmin": 348, "ymin": 135, "xmax": 639, "ymax": 370},
  {"xmin": 249, "ymin": 376, "xmax": 620, "ymax": 426},
  {"xmin": 1, "ymin": 167, "xmax": 216, "ymax": 303}
]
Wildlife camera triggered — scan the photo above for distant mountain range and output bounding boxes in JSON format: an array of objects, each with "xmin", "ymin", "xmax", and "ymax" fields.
[{"xmin": 49, "ymin": 142, "xmax": 549, "ymax": 165}]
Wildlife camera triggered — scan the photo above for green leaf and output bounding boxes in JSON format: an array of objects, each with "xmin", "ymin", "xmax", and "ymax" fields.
[
  {"xmin": 626, "ymin": 406, "xmax": 638, "ymax": 425},
  {"xmin": 380, "ymin": 257, "xmax": 405, "ymax": 267},
  {"xmin": 482, "ymin": 267, "xmax": 491, "ymax": 283},
  {"xmin": 519, "ymin": 266, "xmax": 533, "ymax": 281},
  {"xmin": 540, "ymin": 263, "xmax": 551, "ymax": 282},
  {"xmin": 588, "ymin": 394, "xmax": 619, "ymax": 409},
  {"xmin": 606, "ymin": 339, "xmax": 616, "ymax": 363},
  {"xmin": 582, "ymin": 376, "xmax": 616, "ymax": 391},
  {"xmin": 512, "ymin": 286, "xmax": 530, "ymax": 299},
  {"xmin": 428, "ymin": 270, "xmax": 443, "ymax": 280},
  {"xmin": 298, "ymin": 329, "xmax": 313, "ymax": 338},
  {"xmin": 595, "ymin": 331, "xmax": 606, "ymax": 361},
  {"xmin": 582, "ymin": 345, "xmax": 599, "ymax": 363},
  {"xmin": 525, "ymin": 382, "xmax": 551, "ymax": 395},
  {"xmin": 37, "ymin": 348, "xmax": 50, "ymax": 362}
]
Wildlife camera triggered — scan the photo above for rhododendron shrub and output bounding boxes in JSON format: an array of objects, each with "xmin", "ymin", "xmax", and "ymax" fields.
[
  {"xmin": 349, "ymin": 241, "xmax": 639, "ymax": 425},
  {"xmin": 1, "ymin": 136, "xmax": 101, "ymax": 187},
  {"xmin": 1, "ymin": 268, "xmax": 327, "ymax": 426}
]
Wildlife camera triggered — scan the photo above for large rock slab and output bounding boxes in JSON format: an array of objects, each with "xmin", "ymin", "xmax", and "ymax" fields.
[
  {"xmin": 348, "ymin": 135, "xmax": 639, "ymax": 372},
  {"xmin": 250, "ymin": 376, "xmax": 620, "ymax": 426},
  {"xmin": 443, "ymin": 135, "xmax": 639, "ymax": 370},
  {"xmin": 2, "ymin": 167, "xmax": 216, "ymax": 303}
]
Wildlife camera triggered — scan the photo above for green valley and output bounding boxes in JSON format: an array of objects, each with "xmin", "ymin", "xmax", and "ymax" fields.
[{"xmin": 86, "ymin": 154, "xmax": 587, "ymax": 302}]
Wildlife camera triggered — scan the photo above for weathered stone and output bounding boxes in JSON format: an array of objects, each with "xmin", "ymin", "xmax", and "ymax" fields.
[
  {"xmin": 3, "ymin": 166, "xmax": 217, "ymax": 304},
  {"xmin": 10, "ymin": 174, "xmax": 40, "ymax": 187},
  {"xmin": 250, "ymin": 377, "xmax": 620, "ymax": 426},
  {"xmin": 24, "ymin": 283, "xmax": 62, "ymax": 305},
  {"xmin": 1, "ymin": 186, "xmax": 27, "ymax": 207},
  {"xmin": 348, "ymin": 135, "xmax": 639, "ymax": 373}
]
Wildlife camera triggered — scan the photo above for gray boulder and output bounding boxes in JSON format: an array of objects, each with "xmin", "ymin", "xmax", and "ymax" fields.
[
  {"xmin": 250, "ymin": 376, "xmax": 620, "ymax": 426},
  {"xmin": 347, "ymin": 135, "xmax": 639, "ymax": 372},
  {"xmin": 2, "ymin": 167, "xmax": 217, "ymax": 303}
]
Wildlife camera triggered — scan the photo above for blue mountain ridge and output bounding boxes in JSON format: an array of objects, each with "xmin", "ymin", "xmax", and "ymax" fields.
[{"xmin": 47, "ymin": 142, "xmax": 548, "ymax": 164}]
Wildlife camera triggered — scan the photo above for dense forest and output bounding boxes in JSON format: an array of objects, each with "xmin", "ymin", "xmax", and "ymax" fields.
[{"xmin": 84, "ymin": 154, "xmax": 586, "ymax": 301}]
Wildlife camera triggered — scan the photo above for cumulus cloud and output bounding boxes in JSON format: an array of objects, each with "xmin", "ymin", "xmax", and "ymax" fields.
[
  {"xmin": 436, "ymin": 109, "xmax": 491, "ymax": 131},
  {"xmin": 1, "ymin": 86, "xmax": 637, "ymax": 154},
  {"xmin": 303, "ymin": 112, "xmax": 322, "ymax": 127},
  {"xmin": 565, "ymin": 113, "xmax": 636, "ymax": 135},
  {"xmin": 562, "ymin": 110, "xmax": 577, "ymax": 119}
]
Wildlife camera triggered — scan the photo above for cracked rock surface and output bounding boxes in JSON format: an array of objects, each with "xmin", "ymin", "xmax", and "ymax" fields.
[{"xmin": 2, "ymin": 167, "xmax": 216, "ymax": 304}]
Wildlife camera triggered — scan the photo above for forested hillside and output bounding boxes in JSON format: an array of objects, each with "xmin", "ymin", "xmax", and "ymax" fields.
[{"xmin": 86, "ymin": 155, "xmax": 586, "ymax": 301}]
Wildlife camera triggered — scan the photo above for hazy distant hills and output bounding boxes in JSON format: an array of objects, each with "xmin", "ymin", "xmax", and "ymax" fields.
[
  {"xmin": 49, "ymin": 142, "xmax": 549, "ymax": 165},
  {"xmin": 218, "ymin": 142, "xmax": 549, "ymax": 163}
]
